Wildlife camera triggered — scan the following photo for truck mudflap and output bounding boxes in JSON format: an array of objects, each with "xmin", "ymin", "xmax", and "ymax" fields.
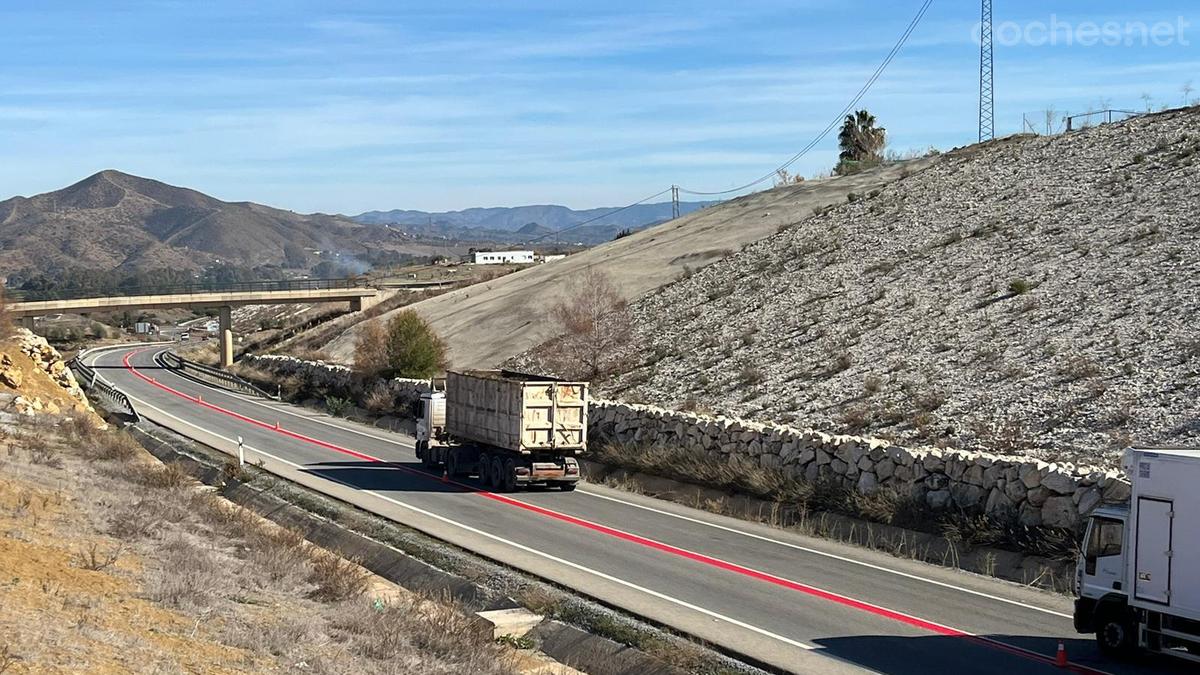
[
  {"xmin": 515, "ymin": 457, "xmax": 581, "ymax": 484},
  {"xmin": 1075, "ymin": 597, "xmax": 1098, "ymax": 633}
]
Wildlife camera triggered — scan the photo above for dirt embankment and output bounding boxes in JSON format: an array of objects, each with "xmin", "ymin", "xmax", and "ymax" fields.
[{"xmin": 323, "ymin": 157, "xmax": 939, "ymax": 369}]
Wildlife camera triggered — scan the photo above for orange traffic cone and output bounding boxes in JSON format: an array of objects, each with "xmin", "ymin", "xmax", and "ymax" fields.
[
  {"xmin": 274, "ymin": 421, "xmax": 280, "ymax": 430},
  {"xmin": 441, "ymin": 469, "xmax": 449, "ymax": 483},
  {"xmin": 1055, "ymin": 640, "xmax": 1067, "ymax": 668}
]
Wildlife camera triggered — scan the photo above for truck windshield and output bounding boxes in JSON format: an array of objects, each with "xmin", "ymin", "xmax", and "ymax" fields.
[{"xmin": 1086, "ymin": 517, "xmax": 1124, "ymax": 558}]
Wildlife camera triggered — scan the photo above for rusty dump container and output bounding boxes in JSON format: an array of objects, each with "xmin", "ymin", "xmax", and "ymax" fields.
[{"xmin": 445, "ymin": 370, "xmax": 588, "ymax": 454}]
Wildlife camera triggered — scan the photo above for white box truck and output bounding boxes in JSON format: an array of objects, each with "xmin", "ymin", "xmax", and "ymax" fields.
[
  {"xmin": 414, "ymin": 370, "xmax": 588, "ymax": 492},
  {"xmin": 1074, "ymin": 447, "xmax": 1200, "ymax": 664}
]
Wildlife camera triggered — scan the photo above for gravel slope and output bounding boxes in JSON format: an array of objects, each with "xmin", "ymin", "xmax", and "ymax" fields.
[{"xmin": 587, "ymin": 107, "xmax": 1200, "ymax": 465}]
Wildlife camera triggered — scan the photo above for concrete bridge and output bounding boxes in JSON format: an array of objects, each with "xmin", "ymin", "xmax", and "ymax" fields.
[{"xmin": 10, "ymin": 282, "xmax": 379, "ymax": 368}]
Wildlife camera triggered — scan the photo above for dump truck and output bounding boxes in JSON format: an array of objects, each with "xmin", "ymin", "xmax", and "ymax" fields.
[
  {"xmin": 1074, "ymin": 447, "xmax": 1200, "ymax": 664},
  {"xmin": 414, "ymin": 370, "xmax": 588, "ymax": 492}
]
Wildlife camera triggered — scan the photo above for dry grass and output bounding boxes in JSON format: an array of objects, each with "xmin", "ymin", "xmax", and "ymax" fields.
[{"xmin": 0, "ymin": 414, "xmax": 525, "ymax": 674}]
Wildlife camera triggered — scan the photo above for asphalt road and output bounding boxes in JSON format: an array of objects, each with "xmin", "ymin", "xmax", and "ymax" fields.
[{"xmin": 86, "ymin": 345, "xmax": 1190, "ymax": 675}]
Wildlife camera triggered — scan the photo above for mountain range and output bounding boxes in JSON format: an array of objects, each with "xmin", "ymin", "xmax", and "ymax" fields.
[
  {"xmin": 352, "ymin": 201, "xmax": 715, "ymax": 244},
  {"xmin": 0, "ymin": 170, "xmax": 460, "ymax": 281}
]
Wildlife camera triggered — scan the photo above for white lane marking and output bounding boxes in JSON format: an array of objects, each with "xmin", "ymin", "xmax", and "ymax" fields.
[
  {"xmin": 115, "ymin": 347, "xmax": 1069, "ymax": 622},
  {"xmin": 140, "ymin": 348, "xmax": 419, "ymax": 449},
  {"xmin": 573, "ymin": 489, "xmax": 1074, "ymax": 620},
  {"xmin": 125, "ymin": 392, "xmax": 835, "ymax": 663},
  {"xmin": 119, "ymin": 369, "xmax": 1110, "ymax": 675}
]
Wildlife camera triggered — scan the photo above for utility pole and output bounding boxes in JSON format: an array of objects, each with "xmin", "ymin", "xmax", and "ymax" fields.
[
  {"xmin": 978, "ymin": 0, "xmax": 995, "ymax": 142},
  {"xmin": 671, "ymin": 185, "xmax": 680, "ymax": 220}
]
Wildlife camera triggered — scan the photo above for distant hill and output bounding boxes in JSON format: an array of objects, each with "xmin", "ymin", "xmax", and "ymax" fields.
[
  {"xmin": 0, "ymin": 170, "xmax": 457, "ymax": 281},
  {"xmin": 352, "ymin": 200, "xmax": 715, "ymax": 244},
  {"xmin": 323, "ymin": 158, "xmax": 937, "ymax": 370}
]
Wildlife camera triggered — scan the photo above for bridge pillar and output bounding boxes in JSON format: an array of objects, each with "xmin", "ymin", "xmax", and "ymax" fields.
[
  {"xmin": 18, "ymin": 316, "xmax": 34, "ymax": 331},
  {"xmin": 349, "ymin": 294, "xmax": 377, "ymax": 313},
  {"xmin": 218, "ymin": 306, "xmax": 234, "ymax": 369}
]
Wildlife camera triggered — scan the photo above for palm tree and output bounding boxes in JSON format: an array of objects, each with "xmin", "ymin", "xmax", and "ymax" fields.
[{"xmin": 837, "ymin": 110, "xmax": 887, "ymax": 164}]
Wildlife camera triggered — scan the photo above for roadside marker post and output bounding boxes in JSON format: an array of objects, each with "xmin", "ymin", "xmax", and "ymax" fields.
[{"xmin": 237, "ymin": 436, "xmax": 245, "ymax": 467}]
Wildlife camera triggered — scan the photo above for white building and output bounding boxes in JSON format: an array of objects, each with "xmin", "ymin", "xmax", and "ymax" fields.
[
  {"xmin": 473, "ymin": 250, "xmax": 535, "ymax": 265},
  {"xmin": 538, "ymin": 254, "xmax": 567, "ymax": 263}
]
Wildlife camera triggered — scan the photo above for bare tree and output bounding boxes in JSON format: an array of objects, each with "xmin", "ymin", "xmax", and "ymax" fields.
[
  {"xmin": 548, "ymin": 268, "xmax": 632, "ymax": 380},
  {"xmin": 1183, "ymin": 81, "xmax": 1195, "ymax": 107}
]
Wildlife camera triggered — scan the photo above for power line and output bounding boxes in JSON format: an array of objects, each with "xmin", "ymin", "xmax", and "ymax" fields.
[
  {"xmin": 524, "ymin": 187, "xmax": 673, "ymax": 244},
  {"xmin": 678, "ymin": 0, "xmax": 935, "ymax": 197}
]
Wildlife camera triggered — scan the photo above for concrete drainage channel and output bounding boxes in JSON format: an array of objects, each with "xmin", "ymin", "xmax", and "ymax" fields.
[{"xmin": 121, "ymin": 418, "xmax": 764, "ymax": 675}]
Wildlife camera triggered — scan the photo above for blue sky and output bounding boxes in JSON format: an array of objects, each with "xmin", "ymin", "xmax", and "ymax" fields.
[{"xmin": 2, "ymin": 1, "xmax": 1197, "ymax": 213}]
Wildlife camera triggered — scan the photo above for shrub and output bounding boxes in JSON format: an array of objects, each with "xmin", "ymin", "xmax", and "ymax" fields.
[
  {"xmin": 738, "ymin": 363, "xmax": 764, "ymax": 385},
  {"xmin": 325, "ymin": 396, "xmax": 353, "ymax": 417},
  {"xmin": 1008, "ymin": 278, "xmax": 1034, "ymax": 295},
  {"xmin": 355, "ymin": 310, "xmax": 447, "ymax": 379},
  {"xmin": 308, "ymin": 555, "xmax": 371, "ymax": 602},
  {"xmin": 863, "ymin": 375, "xmax": 884, "ymax": 395}
]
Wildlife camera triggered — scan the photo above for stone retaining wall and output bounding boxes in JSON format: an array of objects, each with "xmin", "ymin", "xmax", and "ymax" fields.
[
  {"xmin": 238, "ymin": 355, "xmax": 1131, "ymax": 531},
  {"xmin": 589, "ymin": 401, "xmax": 1131, "ymax": 531},
  {"xmin": 240, "ymin": 354, "xmax": 430, "ymax": 408}
]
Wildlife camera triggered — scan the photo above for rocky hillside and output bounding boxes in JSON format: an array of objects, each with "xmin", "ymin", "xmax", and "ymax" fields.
[
  {"xmin": 324, "ymin": 155, "xmax": 939, "ymax": 367},
  {"xmin": 0, "ymin": 329, "xmax": 100, "ymax": 424},
  {"xmin": 568, "ymin": 107, "xmax": 1200, "ymax": 465},
  {"xmin": 0, "ymin": 170, "xmax": 443, "ymax": 278}
]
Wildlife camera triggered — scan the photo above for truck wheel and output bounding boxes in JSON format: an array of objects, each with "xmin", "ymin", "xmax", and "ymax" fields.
[
  {"xmin": 1095, "ymin": 611, "xmax": 1137, "ymax": 658},
  {"xmin": 478, "ymin": 453, "xmax": 492, "ymax": 487},
  {"xmin": 447, "ymin": 450, "xmax": 461, "ymax": 477},
  {"xmin": 490, "ymin": 458, "xmax": 506, "ymax": 492},
  {"xmin": 500, "ymin": 459, "xmax": 518, "ymax": 493},
  {"xmin": 558, "ymin": 482, "xmax": 578, "ymax": 492}
]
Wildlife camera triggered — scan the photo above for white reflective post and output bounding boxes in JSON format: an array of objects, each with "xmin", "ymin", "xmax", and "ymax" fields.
[{"xmin": 237, "ymin": 436, "xmax": 245, "ymax": 467}]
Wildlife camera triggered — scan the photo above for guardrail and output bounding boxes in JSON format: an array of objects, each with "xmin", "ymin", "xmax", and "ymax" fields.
[
  {"xmin": 69, "ymin": 353, "xmax": 141, "ymax": 422},
  {"xmin": 9, "ymin": 276, "xmax": 372, "ymax": 303},
  {"xmin": 158, "ymin": 350, "xmax": 278, "ymax": 400}
]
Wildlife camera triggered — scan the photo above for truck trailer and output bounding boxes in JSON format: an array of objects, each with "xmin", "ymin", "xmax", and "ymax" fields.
[
  {"xmin": 1074, "ymin": 447, "xmax": 1200, "ymax": 664},
  {"xmin": 414, "ymin": 370, "xmax": 588, "ymax": 492}
]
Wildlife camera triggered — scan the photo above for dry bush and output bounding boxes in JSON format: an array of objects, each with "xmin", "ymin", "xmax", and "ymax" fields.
[
  {"xmin": 87, "ymin": 431, "xmax": 142, "ymax": 462},
  {"xmin": 147, "ymin": 535, "xmax": 224, "ymax": 609},
  {"xmin": 133, "ymin": 461, "xmax": 191, "ymax": 490},
  {"xmin": 307, "ymin": 554, "xmax": 371, "ymax": 602},
  {"xmin": 363, "ymin": 383, "xmax": 396, "ymax": 413},
  {"xmin": 332, "ymin": 597, "xmax": 515, "ymax": 673},
  {"xmin": 354, "ymin": 320, "xmax": 389, "ymax": 375},
  {"xmin": 20, "ymin": 434, "xmax": 63, "ymax": 469},
  {"xmin": 247, "ymin": 527, "xmax": 309, "ymax": 584},
  {"xmin": 545, "ymin": 268, "xmax": 633, "ymax": 381},
  {"xmin": 61, "ymin": 412, "xmax": 103, "ymax": 444},
  {"xmin": 74, "ymin": 542, "xmax": 123, "ymax": 571},
  {"xmin": 106, "ymin": 500, "xmax": 165, "ymax": 541}
]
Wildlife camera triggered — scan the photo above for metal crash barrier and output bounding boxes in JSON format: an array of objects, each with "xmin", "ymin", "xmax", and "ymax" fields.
[{"xmin": 157, "ymin": 350, "xmax": 278, "ymax": 400}]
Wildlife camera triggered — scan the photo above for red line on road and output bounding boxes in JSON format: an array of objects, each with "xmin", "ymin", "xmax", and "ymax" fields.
[{"xmin": 119, "ymin": 347, "xmax": 1107, "ymax": 674}]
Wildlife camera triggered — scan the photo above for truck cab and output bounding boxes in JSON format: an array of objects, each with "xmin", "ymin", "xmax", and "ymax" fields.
[
  {"xmin": 1074, "ymin": 506, "xmax": 1134, "ymax": 653},
  {"xmin": 1074, "ymin": 448, "xmax": 1200, "ymax": 663}
]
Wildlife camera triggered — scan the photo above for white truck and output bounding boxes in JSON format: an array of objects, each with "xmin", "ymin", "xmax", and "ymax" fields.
[
  {"xmin": 1074, "ymin": 447, "xmax": 1200, "ymax": 664},
  {"xmin": 414, "ymin": 370, "xmax": 588, "ymax": 492}
]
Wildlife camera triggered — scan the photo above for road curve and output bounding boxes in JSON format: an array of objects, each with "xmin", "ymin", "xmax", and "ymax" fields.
[{"xmin": 86, "ymin": 345, "xmax": 1187, "ymax": 675}]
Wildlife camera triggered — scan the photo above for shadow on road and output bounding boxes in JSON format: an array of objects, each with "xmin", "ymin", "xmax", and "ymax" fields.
[
  {"xmin": 302, "ymin": 459, "xmax": 477, "ymax": 494},
  {"xmin": 811, "ymin": 633, "xmax": 1191, "ymax": 675}
]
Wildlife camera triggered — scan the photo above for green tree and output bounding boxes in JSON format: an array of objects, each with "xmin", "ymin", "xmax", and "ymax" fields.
[
  {"xmin": 836, "ymin": 110, "xmax": 887, "ymax": 175},
  {"xmin": 356, "ymin": 310, "xmax": 446, "ymax": 378}
]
